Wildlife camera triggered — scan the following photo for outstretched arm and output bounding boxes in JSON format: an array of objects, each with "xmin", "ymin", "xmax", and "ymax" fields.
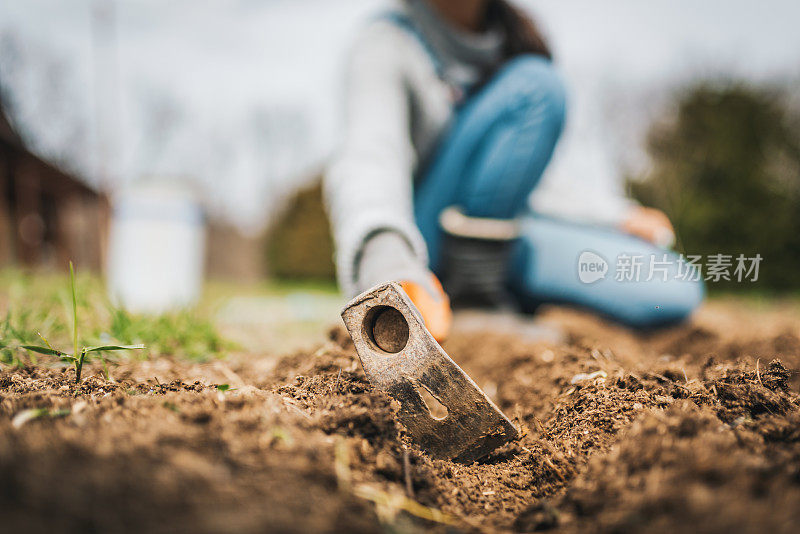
[
  {"xmin": 324, "ymin": 24, "xmax": 429, "ymax": 297},
  {"xmin": 530, "ymin": 172, "xmax": 675, "ymax": 247}
]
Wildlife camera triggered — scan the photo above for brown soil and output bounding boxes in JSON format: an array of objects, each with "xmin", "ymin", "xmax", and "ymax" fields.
[{"xmin": 1, "ymin": 302, "xmax": 799, "ymax": 533}]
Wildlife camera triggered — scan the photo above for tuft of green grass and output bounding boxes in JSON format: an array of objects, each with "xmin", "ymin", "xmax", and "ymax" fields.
[
  {"xmin": 1, "ymin": 312, "xmax": 40, "ymax": 367},
  {"xmin": 106, "ymin": 307, "xmax": 230, "ymax": 361},
  {"xmin": 1, "ymin": 265, "xmax": 232, "ymax": 369},
  {"xmin": 21, "ymin": 262, "xmax": 143, "ymax": 383},
  {"xmin": 0, "ymin": 280, "xmax": 68, "ymax": 367}
]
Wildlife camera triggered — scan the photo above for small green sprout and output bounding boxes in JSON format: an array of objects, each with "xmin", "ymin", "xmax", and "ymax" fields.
[
  {"xmin": 163, "ymin": 401, "xmax": 181, "ymax": 413},
  {"xmin": 21, "ymin": 262, "xmax": 144, "ymax": 384},
  {"xmin": 268, "ymin": 427, "xmax": 293, "ymax": 446},
  {"xmin": 216, "ymin": 384, "xmax": 234, "ymax": 392}
]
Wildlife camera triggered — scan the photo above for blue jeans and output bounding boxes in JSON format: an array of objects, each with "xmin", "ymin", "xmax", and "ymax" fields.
[{"xmin": 415, "ymin": 55, "xmax": 704, "ymax": 328}]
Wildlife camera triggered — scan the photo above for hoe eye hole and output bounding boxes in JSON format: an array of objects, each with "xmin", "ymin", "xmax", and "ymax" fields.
[{"xmin": 363, "ymin": 305, "xmax": 409, "ymax": 354}]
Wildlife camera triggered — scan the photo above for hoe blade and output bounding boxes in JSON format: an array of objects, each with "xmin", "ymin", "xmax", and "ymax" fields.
[{"xmin": 340, "ymin": 282, "xmax": 518, "ymax": 463}]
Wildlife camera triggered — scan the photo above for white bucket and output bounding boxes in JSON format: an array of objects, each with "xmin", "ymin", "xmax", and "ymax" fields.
[{"xmin": 107, "ymin": 182, "xmax": 205, "ymax": 314}]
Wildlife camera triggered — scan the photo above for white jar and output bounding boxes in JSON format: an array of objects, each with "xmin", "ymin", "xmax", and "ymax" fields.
[{"xmin": 107, "ymin": 180, "xmax": 205, "ymax": 313}]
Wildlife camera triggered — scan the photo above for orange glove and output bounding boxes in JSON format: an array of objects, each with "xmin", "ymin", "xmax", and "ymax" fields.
[{"xmin": 401, "ymin": 273, "xmax": 452, "ymax": 343}]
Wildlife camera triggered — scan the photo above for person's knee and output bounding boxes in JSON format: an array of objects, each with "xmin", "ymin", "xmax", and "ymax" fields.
[
  {"xmin": 621, "ymin": 278, "xmax": 705, "ymax": 329},
  {"xmin": 495, "ymin": 55, "xmax": 566, "ymax": 126}
]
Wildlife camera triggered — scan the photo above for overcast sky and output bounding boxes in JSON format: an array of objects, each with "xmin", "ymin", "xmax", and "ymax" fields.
[{"xmin": 1, "ymin": 0, "xmax": 799, "ymax": 231}]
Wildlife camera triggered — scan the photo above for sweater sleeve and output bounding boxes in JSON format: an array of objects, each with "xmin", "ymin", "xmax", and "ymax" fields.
[{"xmin": 324, "ymin": 23, "xmax": 429, "ymax": 297}]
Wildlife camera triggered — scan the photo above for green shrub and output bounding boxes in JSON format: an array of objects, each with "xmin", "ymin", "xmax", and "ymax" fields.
[
  {"xmin": 266, "ymin": 180, "xmax": 336, "ymax": 281},
  {"xmin": 630, "ymin": 83, "xmax": 800, "ymax": 291}
]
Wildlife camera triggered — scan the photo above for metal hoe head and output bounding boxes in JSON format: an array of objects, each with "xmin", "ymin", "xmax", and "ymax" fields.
[{"xmin": 340, "ymin": 282, "xmax": 518, "ymax": 463}]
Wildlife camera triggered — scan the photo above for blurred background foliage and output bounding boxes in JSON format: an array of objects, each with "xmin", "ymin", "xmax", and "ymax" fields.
[
  {"xmin": 266, "ymin": 181, "xmax": 336, "ymax": 282},
  {"xmin": 630, "ymin": 83, "xmax": 800, "ymax": 292}
]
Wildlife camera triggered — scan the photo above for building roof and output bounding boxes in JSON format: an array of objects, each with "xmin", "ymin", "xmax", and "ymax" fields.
[
  {"xmin": 0, "ymin": 93, "xmax": 98, "ymax": 197},
  {"xmin": 0, "ymin": 96, "xmax": 24, "ymax": 150}
]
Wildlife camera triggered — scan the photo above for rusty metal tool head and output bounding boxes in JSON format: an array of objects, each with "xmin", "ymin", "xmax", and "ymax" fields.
[{"xmin": 340, "ymin": 282, "xmax": 518, "ymax": 463}]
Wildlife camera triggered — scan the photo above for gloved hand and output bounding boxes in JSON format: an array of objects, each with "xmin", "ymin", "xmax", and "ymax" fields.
[
  {"xmin": 356, "ymin": 231, "xmax": 452, "ymax": 341},
  {"xmin": 620, "ymin": 206, "xmax": 676, "ymax": 248}
]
